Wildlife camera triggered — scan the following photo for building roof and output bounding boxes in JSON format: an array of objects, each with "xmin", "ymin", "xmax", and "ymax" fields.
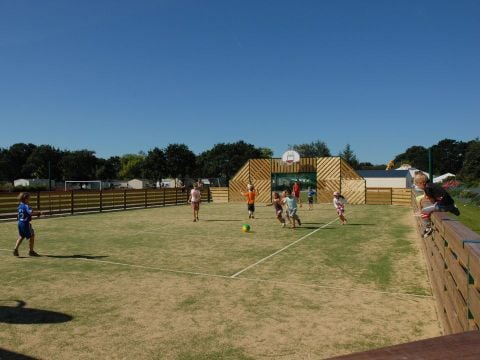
[{"xmin": 357, "ymin": 170, "xmax": 410, "ymax": 178}]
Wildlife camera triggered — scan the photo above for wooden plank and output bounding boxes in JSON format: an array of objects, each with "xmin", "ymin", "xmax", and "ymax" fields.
[
  {"xmin": 442, "ymin": 277, "xmax": 465, "ymax": 333},
  {"xmin": 445, "ymin": 248, "xmax": 469, "ymax": 300},
  {"xmin": 445, "ymin": 272, "xmax": 468, "ymax": 330},
  {"xmin": 469, "ymin": 285, "xmax": 480, "ymax": 328},
  {"xmin": 467, "ymin": 244, "xmax": 480, "ymax": 291},
  {"xmin": 329, "ymin": 331, "xmax": 480, "ymax": 360}
]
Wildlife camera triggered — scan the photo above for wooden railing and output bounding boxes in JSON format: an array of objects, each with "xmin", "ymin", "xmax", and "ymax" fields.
[
  {"xmin": 209, "ymin": 187, "xmax": 229, "ymax": 203},
  {"xmin": 366, "ymin": 188, "xmax": 411, "ymax": 206},
  {"xmin": 412, "ymin": 195, "xmax": 480, "ymax": 333},
  {"xmin": 0, "ymin": 188, "xmax": 212, "ymax": 220}
]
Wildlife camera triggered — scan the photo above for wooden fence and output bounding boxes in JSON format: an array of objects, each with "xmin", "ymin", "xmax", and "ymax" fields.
[
  {"xmin": 209, "ymin": 187, "xmax": 229, "ymax": 203},
  {"xmin": 0, "ymin": 188, "xmax": 212, "ymax": 220},
  {"xmin": 412, "ymin": 195, "xmax": 480, "ymax": 333},
  {"xmin": 366, "ymin": 188, "xmax": 412, "ymax": 206}
]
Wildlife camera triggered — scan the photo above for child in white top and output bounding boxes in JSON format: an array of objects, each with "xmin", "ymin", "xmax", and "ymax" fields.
[
  {"xmin": 189, "ymin": 183, "xmax": 201, "ymax": 222},
  {"xmin": 333, "ymin": 191, "xmax": 347, "ymax": 225}
]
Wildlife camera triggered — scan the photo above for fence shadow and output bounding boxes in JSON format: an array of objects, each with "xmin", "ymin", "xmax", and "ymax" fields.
[
  {"xmin": 0, "ymin": 348, "xmax": 39, "ymax": 360},
  {"xmin": 0, "ymin": 300, "xmax": 73, "ymax": 325}
]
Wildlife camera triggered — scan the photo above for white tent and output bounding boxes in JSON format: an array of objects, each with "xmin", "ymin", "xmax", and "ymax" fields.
[{"xmin": 433, "ymin": 173, "xmax": 456, "ymax": 183}]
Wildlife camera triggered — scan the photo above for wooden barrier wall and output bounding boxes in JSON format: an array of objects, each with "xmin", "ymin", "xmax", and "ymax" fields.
[
  {"xmin": 366, "ymin": 188, "xmax": 412, "ymax": 206},
  {"xmin": 0, "ymin": 188, "xmax": 211, "ymax": 220},
  {"xmin": 209, "ymin": 187, "xmax": 229, "ymax": 203},
  {"xmin": 413, "ymin": 195, "xmax": 480, "ymax": 334},
  {"xmin": 229, "ymin": 157, "xmax": 366, "ymax": 204}
]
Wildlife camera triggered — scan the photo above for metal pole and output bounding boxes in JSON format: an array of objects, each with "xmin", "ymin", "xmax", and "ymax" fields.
[
  {"xmin": 428, "ymin": 148, "xmax": 433, "ymax": 182},
  {"xmin": 48, "ymin": 161, "xmax": 51, "ymax": 191}
]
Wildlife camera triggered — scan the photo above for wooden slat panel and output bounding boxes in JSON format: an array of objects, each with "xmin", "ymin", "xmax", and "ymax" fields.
[
  {"xmin": 445, "ymin": 271, "xmax": 468, "ymax": 330},
  {"xmin": 210, "ymin": 187, "xmax": 229, "ymax": 203},
  {"xmin": 341, "ymin": 179, "xmax": 365, "ymax": 205},
  {"xmin": 469, "ymin": 285, "xmax": 480, "ymax": 328},
  {"xmin": 445, "ymin": 248, "xmax": 469, "ymax": 301},
  {"xmin": 317, "ymin": 157, "xmax": 340, "ymax": 203}
]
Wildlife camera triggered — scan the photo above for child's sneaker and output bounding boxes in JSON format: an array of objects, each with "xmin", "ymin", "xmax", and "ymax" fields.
[
  {"xmin": 28, "ymin": 250, "xmax": 40, "ymax": 257},
  {"xmin": 423, "ymin": 227, "xmax": 433, "ymax": 238},
  {"xmin": 13, "ymin": 249, "xmax": 19, "ymax": 257},
  {"xmin": 452, "ymin": 206, "xmax": 460, "ymax": 216}
]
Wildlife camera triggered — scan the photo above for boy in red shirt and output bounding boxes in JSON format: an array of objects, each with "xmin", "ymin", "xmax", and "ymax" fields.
[{"xmin": 241, "ymin": 184, "xmax": 258, "ymax": 219}]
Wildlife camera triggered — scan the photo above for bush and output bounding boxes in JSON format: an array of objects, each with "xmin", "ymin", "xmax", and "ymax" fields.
[
  {"xmin": 13, "ymin": 185, "xmax": 48, "ymax": 192},
  {"xmin": 0, "ymin": 182, "xmax": 14, "ymax": 192}
]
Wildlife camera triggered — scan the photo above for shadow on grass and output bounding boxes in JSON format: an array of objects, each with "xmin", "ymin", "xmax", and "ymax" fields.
[
  {"xmin": 0, "ymin": 300, "xmax": 73, "ymax": 325},
  {"xmin": 44, "ymin": 254, "xmax": 108, "ymax": 260},
  {"xmin": 0, "ymin": 348, "xmax": 39, "ymax": 360},
  {"xmin": 203, "ymin": 219, "xmax": 244, "ymax": 222}
]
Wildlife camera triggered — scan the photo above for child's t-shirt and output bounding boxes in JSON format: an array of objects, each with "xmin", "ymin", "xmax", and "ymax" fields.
[
  {"xmin": 308, "ymin": 189, "xmax": 316, "ymax": 197},
  {"xmin": 18, "ymin": 203, "xmax": 32, "ymax": 224},
  {"xmin": 285, "ymin": 196, "xmax": 297, "ymax": 210},
  {"xmin": 190, "ymin": 189, "xmax": 201, "ymax": 202},
  {"xmin": 424, "ymin": 183, "xmax": 454, "ymax": 206},
  {"xmin": 244, "ymin": 191, "xmax": 256, "ymax": 204}
]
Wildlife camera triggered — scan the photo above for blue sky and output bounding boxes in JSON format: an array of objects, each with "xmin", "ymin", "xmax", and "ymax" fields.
[{"xmin": 1, "ymin": 0, "xmax": 479, "ymax": 164}]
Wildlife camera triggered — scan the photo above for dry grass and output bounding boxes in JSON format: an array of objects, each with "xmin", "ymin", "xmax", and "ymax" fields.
[{"xmin": 0, "ymin": 202, "xmax": 441, "ymax": 359}]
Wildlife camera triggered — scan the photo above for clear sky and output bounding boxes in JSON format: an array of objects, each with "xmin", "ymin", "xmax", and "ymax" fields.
[{"xmin": 1, "ymin": 0, "xmax": 479, "ymax": 164}]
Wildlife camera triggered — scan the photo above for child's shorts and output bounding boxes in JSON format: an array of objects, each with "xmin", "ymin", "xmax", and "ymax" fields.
[
  {"xmin": 248, "ymin": 204, "xmax": 255, "ymax": 213},
  {"xmin": 191, "ymin": 201, "xmax": 200, "ymax": 210},
  {"xmin": 308, "ymin": 197, "xmax": 313, "ymax": 205},
  {"xmin": 288, "ymin": 208, "xmax": 297, "ymax": 217},
  {"xmin": 18, "ymin": 222, "xmax": 34, "ymax": 239},
  {"xmin": 336, "ymin": 207, "xmax": 344, "ymax": 216}
]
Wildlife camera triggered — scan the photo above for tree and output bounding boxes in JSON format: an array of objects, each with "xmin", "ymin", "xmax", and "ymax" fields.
[
  {"xmin": 394, "ymin": 146, "xmax": 428, "ymax": 170},
  {"xmin": 118, "ymin": 154, "xmax": 146, "ymax": 179},
  {"xmin": 143, "ymin": 147, "xmax": 166, "ymax": 182},
  {"xmin": 459, "ymin": 139, "xmax": 480, "ymax": 181},
  {"xmin": 22, "ymin": 145, "xmax": 63, "ymax": 180},
  {"xmin": 164, "ymin": 144, "xmax": 196, "ymax": 178},
  {"xmin": 96, "ymin": 156, "xmax": 121, "ymax": 180},
  {"xmin": 258, "ymin": 147, "xmax": 274, "ymax": 158},
  {"xmin": 196, "ymin": 141, "xmax": 263, "ymax": 181},
  {"xmin": 61, "ymin": 150, "xmax": 98, "ymax": 180},
  {"xmin": 357, "ymin": 162, "xmax": 386, "ymax": 170},
  {"xmin": 431, "ymin": 139, "xmax": 467, "ymax": 174},
  {"xmin": 2, "ymin": 143, "xmax": 37, "ymax": 181},
  {"xmin": 339, "ymin": 144, "xmax": 359, "ymax": 169},
  {"xmin": 289, "ymin": 140, "xmax": 331, "ymax": 157}
]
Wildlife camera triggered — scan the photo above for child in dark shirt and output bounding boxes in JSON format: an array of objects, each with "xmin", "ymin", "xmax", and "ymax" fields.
[{"xmin": 414, "ymin": 172, "xmax": 460, "ymax": 237}]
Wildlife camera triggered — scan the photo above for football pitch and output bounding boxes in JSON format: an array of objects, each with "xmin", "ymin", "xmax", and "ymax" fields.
[{"xmin": 0, "ymin": 203, "xmax": 441, "ymax": 359}]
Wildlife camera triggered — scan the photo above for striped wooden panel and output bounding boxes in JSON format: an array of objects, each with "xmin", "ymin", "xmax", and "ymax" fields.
[
  {"xmin": 229, "ymin": 180, "xmax": 248, "ymax": 202},
  {"xmin": 253, "ymin": 179, "xmax": 271, "ymax": 203},
  {"xmin": 317, "ymin": 157, "xmax": 341, "ymax": 203},
  {"xmin": 340, "ymin": 158, "xmax": 363, "ymax": 179},
  {"xmin": 249, "ymin": 159, "xmax": 271, "ymax": 180},
  {"xmin": 230, "ymin": 160, "xmax": 250, "ymax": 184},
  {"xmin": 366, "ymin": 188, "xmax": 392, "ymax": 204},
  {"xmin": 210, "ymin": 187, "xmax": 229, "ymax": 203},
  {"xmin": 392, "ymin": 188, "xmax": 412, "ymax": 207},
  {"xmin": 270, "ymin": 157, "xmax": 317, "ymax": 173},
  {"xmin": 341, "ymin": 179, "xmax": 365, "ymax": 204}
]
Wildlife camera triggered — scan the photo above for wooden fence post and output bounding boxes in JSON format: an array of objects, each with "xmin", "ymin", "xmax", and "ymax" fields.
[
  {"xmin": 145, "ymin": 189, "xmax": 148, "ymax": 208},
  {"xmin": 124, "ymin": 190, "xmax": 127, "ymax": 210},
  {"xmin": 71, "ymin": 191, "xmax": 74, "ymax": 215},
  {"xmin": 100, "ymin": 190, "xmax": 103, "ymax": 212}
]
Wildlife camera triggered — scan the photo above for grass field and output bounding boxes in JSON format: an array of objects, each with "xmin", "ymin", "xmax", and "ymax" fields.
[
  {"xmin": 455, "ymin": 199, "xmax": 480, "ymax": 234},
  {"xmin": 0, "ymin": 203, "xmax": 441, "ymax": 359}
]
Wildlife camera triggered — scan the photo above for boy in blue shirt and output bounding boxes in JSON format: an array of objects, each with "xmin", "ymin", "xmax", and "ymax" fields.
[{"xmin": 13, "ymin": 192, "xmax": 42, "ymax": 257}]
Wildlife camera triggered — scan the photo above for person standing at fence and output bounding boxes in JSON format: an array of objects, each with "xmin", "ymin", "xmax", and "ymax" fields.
[
  {"xmin": 293, "ymin": 181, "xmax": 302, "ymax": 208},
  {"xmin": 241, "ymin": 184, "xmax": 258, "ymax": 219},
  {"xmin": 333, "ymin": 191, "xmax": 347, "ymax": 225},
  {"xmin": 414, "ymin": 172, "xmax": 460, "ymax": 237},
  {"xmin": 188, "ymin": 183, "xmax": 201, "ymax": 222},
  {"xmin": 13, "ymin": 192, "xmax": 42, "ymax": 257}
]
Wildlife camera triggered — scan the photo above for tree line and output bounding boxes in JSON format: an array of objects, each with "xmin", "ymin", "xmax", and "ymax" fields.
[{"xmin": 1, "ymin": 138, "xmax": 478, "ymax": 186}]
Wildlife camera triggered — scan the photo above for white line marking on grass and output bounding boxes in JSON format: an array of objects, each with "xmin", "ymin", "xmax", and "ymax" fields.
[
  {"xmin": 0, "ymin": 248, "xmax": 433, "ymax": 300},
  {"xmin": 230, "ymin": 217, "xmax": 340, "ymax": 278}
]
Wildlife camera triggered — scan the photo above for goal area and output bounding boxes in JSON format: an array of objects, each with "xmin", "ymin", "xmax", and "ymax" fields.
[{"xmin": 65, "ymin": 180, "xmax": 103, "ymax": 191}]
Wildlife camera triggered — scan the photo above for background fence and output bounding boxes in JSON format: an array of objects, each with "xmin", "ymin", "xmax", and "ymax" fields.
[
  {"xmin": 0, "ymin": 188, "xmax": 212, "ymax": 220},
  {"xmin": 366, "ymin": 188, "xmax": 412, "ymax": 206},
  {"xmin": 412, "ymin": 195, "xmax": 480, "ymax": 333}
]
